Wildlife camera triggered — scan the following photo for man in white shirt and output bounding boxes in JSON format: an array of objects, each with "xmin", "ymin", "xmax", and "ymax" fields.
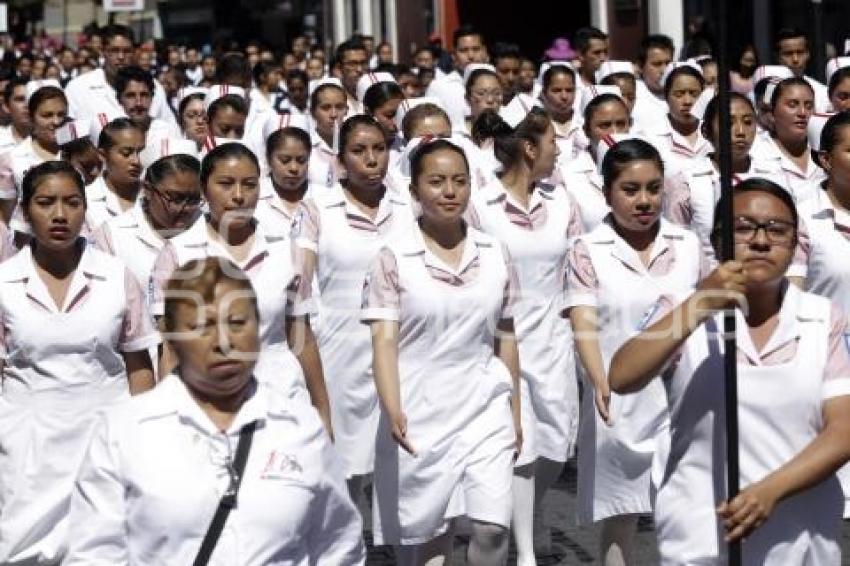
[
  {"xmin": 335, "ymin": 38, "xmax": 369, "ymax": 116},
  {"xmin": 115, "ymin": 66, "xmax": 180, "ymax": 168},
  {"xmin": 574, "ymin": 27, "xmax": 610, "ymax": 88},
  {"xmin": 65, "ymin": 24, "xmax": 176, "ymax": 126},
  {"xmin": 775, "ymin": 27, "xmax": 831, "ymax": 113},
  {"xmin": 632, "ymin": 34, "xmax": 674, "ymax": 133},
  {"xmin": 0, "ymin": 78, "xmax": 30, "ymax": 154},
  {"xmin": 425, "ymin": 26, "xmax": 488, "ymax": 133},
  {"xmin": 184, "ymin": 47, "xmax": 203, "ymax": 86}
]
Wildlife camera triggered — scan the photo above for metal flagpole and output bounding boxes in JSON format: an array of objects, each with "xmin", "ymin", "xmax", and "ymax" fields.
[{"xmin": 713, "ymin": 0, "xmax": 741, "ymax": 564}]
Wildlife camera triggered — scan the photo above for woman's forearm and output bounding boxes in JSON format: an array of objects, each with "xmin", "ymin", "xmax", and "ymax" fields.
[
  {"xmin": 569, "ymin": 306, "xmax": 607, "ymax": 389},
  {"xmin": 370, "ymin": 320, "xmax": 402, "ymax": 416}
]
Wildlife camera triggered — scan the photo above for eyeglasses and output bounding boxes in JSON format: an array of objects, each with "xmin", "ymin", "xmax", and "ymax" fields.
[
  {"xmin": 149, "ymin": 185, "xmax": 203, "ymax": 212},
  {"xmin": 733, "ymin": 216, "xmax": 796, "ymax": 245},
  {"xmin": 471, "ymin": 89, "xmax": 503, "ymax": 101}
]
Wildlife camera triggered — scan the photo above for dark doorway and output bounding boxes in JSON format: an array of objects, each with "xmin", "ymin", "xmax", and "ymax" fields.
[{"xmin": 457, "ymin": 0, "xmax": 591, "ymax": 61}]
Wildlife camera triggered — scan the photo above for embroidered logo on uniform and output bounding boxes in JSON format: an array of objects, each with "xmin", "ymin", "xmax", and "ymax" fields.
[
  {"xmin": 290, "ymin": 209, "xmax": 303, "ymax": 239},
  {"xmin": 260, "ymin": 450, "xmax": 303, "ymax": 480},
  {"xmin": 637, "ymin": 300, "xmax": 662, "ymax": 331}
]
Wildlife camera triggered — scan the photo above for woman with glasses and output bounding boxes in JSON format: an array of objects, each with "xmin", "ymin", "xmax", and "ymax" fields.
[
  {"xmin": 178, "ymin": 91, "xmax": 208, "ymax": 150},
  {"xmin": 150, "ymin": 143, "xmax": 332, "ymax": 434},
  {"xmin": 465, "ymin": 66, "xmax": 503, "ymax": 136},
  {"xmin": 92, "ymin": 152, "xmax": 203, "ymax": 287},
  {"xmin": 65, "ymin": 257, "xmax": 364, "ymax": 565},
  {"xmin": 610, "ymin": 177, "xmax": 850, "ymax": 564},
  {"xmin": 0, "ymin": 161, "xmax": 158, "ymax": 564},
  {"xmin": 564, "ymin": 139, "xmax": 705, "ymax": 566}
]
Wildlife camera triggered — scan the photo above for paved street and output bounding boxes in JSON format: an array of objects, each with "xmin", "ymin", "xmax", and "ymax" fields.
[{"xmin": 360, "ymin": 458, "xmax": 850, "ymax": 565}]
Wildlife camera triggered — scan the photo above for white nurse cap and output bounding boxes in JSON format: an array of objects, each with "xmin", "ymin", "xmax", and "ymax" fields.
[
  {"xmin": 56, "ymin": 119, "xmax": 91, "ymax": 146},
  {"xmin": 204, "ymin": 85, "xmax": 246, "ymax": 111},
  {"xmin": 660, "ymin": 61, "xmax": 704, "ymax": 90},
  {"xmin": 355, "ymin": 71, "xmax": 397, "ymax": 103},
  {"xmin": 751, "ymin": 65, "xmax": 794, "ymax": 85},
  {"xmin": 579, "ymin": 85, "xmax": 623, "ymax": 116},
  {"xmin": 807, "ymin": 112, "xmax": 836, "ymax": 151},
  {"xmin": 25, "ymin": 79, "xmax": 62, "ymax": 102},
  {"xmin": 462, "ymin": 63, "xmax": 497, "ymax": 86},
  {"xmin": 89, "ymin": 110, "xmax": 128, "ymax": 146},
  {"xmin": 825, "ymin": 57, "xmax": 850, "ymax": 86},
  {"xmin": 262, "ymin": 112, "xmax": 310, "ymax": 142},
  {"xmin": 308, "ymin": 77, "xmax": 343, "ymax": 98},
  {"xmin": 691, "ymin": 87, "xmax": 716, "ymax": 121},
  {"xmin": 595, "ymin": 60, "xmax": 635, "ymax": 84},
  {"xmin": 394, "ymin": 96, "xmax": 443, "ymax": 133}
]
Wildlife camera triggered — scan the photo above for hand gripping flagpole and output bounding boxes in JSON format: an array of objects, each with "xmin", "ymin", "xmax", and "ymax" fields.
[{"xmin": 713, "ymin": 1, "xmax": 742, "ymax": 564}]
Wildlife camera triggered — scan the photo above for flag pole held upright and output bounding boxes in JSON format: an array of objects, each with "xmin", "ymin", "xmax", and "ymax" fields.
[{"xmin": 713, "ymin": 0, "xmax": 742, "ymax": 564}]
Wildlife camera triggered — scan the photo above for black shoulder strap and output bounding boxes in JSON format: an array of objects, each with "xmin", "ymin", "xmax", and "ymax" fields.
[{"xmin": 193, "ymin": 421, "xmax": 257, "ymax": 566}]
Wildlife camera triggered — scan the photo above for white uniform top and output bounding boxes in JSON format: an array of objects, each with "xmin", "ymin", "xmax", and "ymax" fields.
[
  {"xmin": 751, "ymin": 135, "xmax": 826, "ymax": 203},
  {"xmin": 361, "ymin": 223, "xmax": 517, "ymax": 545},
  {"xmin": 804, "ymin": 75, "xmax": 831, "ymax": 113},
  {"xmin": 139, "ymin": 118, "xmax": 182, "ymax": 169},
  {"xmin": 307, "ymin": 130, "xmax": 339, "ymax": 189},
  {"xmin": 559, "ymin": 150, "xmax": 609, "ymax": 232},
  {"xmin": 564, "ymin": 219, "xmax": 704, "ymax": 523},
  {"xmin": 85, "ymin": 175, "xmax": 135, "ymax": 233},
  {"xmin": 631, "ymin": 80, "xmax": 669, "ymax": 134},
  {"xmin": 253, "ymin": 176, "xmax": 312, "ymax": 240},
  {"xmin": 294, "ymin": 183, "xmax": 415, "ymax": 477},
  {"xmin": 65, "ymin": 68, "xmax": 176, "ymax": 126},
  {"xmin": 65, "ymin": 374, "xmax": 365, "ymax": 565},
  {"xmin": 470, "ymin": 178, "xmax": 583, "ymax": 463},
  {"xmin": 793, "ymin": 187, "xmax": 850, "ymax": 318},
  {"xmin": 90, "ymin": 202, "xmax": 168, "ymax": 288},
  {"xmin": 9, "ymin": 136, "xmax": 55, "ymax": 198},
  {"xmin": 425, "ymin": 70, "xmax": 469, "ymax": 134},
  {"xmin": 0, "ymin": 241, "xmax": 160, "ymax": 565},
  {"xmin": 654, "ymin": 286, "xmax": 850, "ymax": 565},
  {"xmin": 0, "ymin": 125, "xmax": 23, "ymax": 156},
  {"xmin": 644, "ymin": 114, "xmax": 713, "ymax": 176}
]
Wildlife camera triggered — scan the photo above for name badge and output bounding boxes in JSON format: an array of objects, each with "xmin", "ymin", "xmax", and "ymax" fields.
[{"xmin": 260, "ymin": 450, "xmax": 303, "ymax": 481}]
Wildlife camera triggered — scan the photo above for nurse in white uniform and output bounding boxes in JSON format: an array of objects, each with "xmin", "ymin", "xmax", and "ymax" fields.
[
  {"xmin": 665, "ymin": 93, "xmax": 778, "ymax": 260},
  {"xmin": 255, "ymin": 126, "xmax": 313, "ymax": 239},
  {"xmin": 790, "ymin": 112, "xmax": 850, "ymax": 515},
  {"xmin": 307, "ymin": 78, "xmax": 348, "ymax": 188},
  {"xmin": 560, "ymin": 89, "xmax": 630, "ymax": 232},
  {"xmin": 149, "ymin": 143, "xmax": 331, "ymax": 434},
  {"xmin": 85, "ymin": 118, "xmax": 146, "ymax": 232},
  {"xmin": 538, "ymin": 64, "xmax": 582, "ymax": 165},
  {"xmin": 0, "ymin": 85, "xmax": 66, "ymax": 233},
  {"xmin": 610, "ymin": 178, "xmax": 850, "ymax": 565},
  {"xmin": 293, "ymin": 114, "xmax": 414, "ymax": 499},
  {"xmin": 644, "ymin": 62, "xmax": 712, "ymax": 175},
  {"xmin": 364, "ymin": 138, "xmax": 520, "ymax": 566},
  {"xmin": 759, "ymin": 77, "xmax": 825, "ymax": 202},
  {"xmin": 66, "ymin": 257, "xmax": 365, "ymax": 565},
  {"xmin": 564, "ymin": 139, "xmax": 704, "ymax": 566},
  {"xmin": 468, "ymin": 108, "xmax": 582, "ymax": 565},
  {"xmin": 92, "ymin": 151, "xmax": 202, "ymax": 288},
  {"xmin": 0, "ymin": 161, "xmax": 158, "ymax": 564}
]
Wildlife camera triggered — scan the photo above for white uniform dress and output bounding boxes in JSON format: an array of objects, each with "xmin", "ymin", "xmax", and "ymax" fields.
[
  {"xmin": 790, "ymin": 187, "xmax": 850, "ymax": 516},
  {"xmin": 362, "ymin": 224, "xmax": 517, "ymax": 545},
  {"xmin": 644, "ymin": 115, "xmax": 713, "ymax": 176},
  {"xmin": 0, "ymin": 137, "xmax": 57, "ymax": 233},
  {"xmin": 654, "ymin": 286, "xmax": 850, "ymax": 565},
  {"xmin": 0, "ymin": 241, "xmax": 159, "ymax": 564},
  {"xmin": 294, "ymin": 183, "xmax": 414, "ymax": 478},
  {"xmin": 254, "ymin": 176, "xmax": 312, "ymax": 239},
  {"xmin": 149, "ymin": 215, "xmax": 308, "ymax": 394},
  {"xmin": 85, "ymin": 175, "xmax": 134, "ymax": 233},
  {"xmin": 752, "ymin": 135, "xmax": 825, "ymax": 203},
  {"xmin": 564, "ymin": 219, "xmax": 704, "ymax": 523},
  {"xmin": 470, "ymin": 179, "xmax": 583, "ymax": 464},
  {"xmin": 307, "ymin": 130, "xmax": 340, "ymax": 189},
  {"xmin": 559, "ymin": 150, "xmax": 610, "ymax": 232},
  {"xmin": 65, "ymin": 373, "xmax": 365, "ymax": 565}
]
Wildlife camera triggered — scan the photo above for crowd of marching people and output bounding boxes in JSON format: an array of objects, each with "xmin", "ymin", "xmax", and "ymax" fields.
[{"xmin": 0, "ymin": 17, "xmax": 849, "ymax": 566}]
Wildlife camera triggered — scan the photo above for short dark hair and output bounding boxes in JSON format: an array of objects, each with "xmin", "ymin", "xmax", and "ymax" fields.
[
  {"xmin": 286, "ymin": 69, "xmax": 308, "ymax": 84},
  {"xmin": 828, "ymin": 67, "xmax": 850, "ymax": 98},
  {"xmin": 200, "ymin": 143, "xmax": 260, "ymax": 187},
  {"xmin": 3, "ymin": 77, "xmax": 27, "ymax": 105},
  {"xmin": 453, "ymin": 25, "xmax": 483, "ymax": 47},
  {"xmin": 27, "ymin": 86, "xmax": 67, "ymax": 116},
  {"xmin": 335, "ymin": 38, "xmax": 367, "ymax": 64},
  {"xmin": 775, "ymin": 28, "xmax": 808, "ymax": 52},
  {"xmin": 363, "ymin": 82, "xmax": 404, "ymax": 115},
  {"xmin": 102, "ymin": 24, "xmax": 135, "ymax": 46},
  {"xmin": 574, "ymin": 27, "xmax": 608, "ymax": 54},
  {"xmin": 819, "ymin": 111, "xmax": 850, "ymax": 154},
  {"xmin": 114, "ymin": 65, "xmax": 154, "ymax": 98},
  {"xmin": 638, "ymin": 34, "xmax": 675, "ymax": 66},
  {"xmin": 216, "ymin": 52, "xmax": 251, "ymax": 87},
  {"xmin": 663, "ymin": 65, "xmax": 705, "ymax": 99},
  {"xmin": 542, "ymin": 64, "xmax": 576, "ymax": 91},
  {"xmin": 490, "ymin": 42, "xmax": 522, "ymax": 64},
  {"xmin": 600, "ymin": 138, "xmax": 664, "ymax": 190},
  {"xmin": 22, "ymin": 160, "xmax": 86, "ymax": 211}
]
